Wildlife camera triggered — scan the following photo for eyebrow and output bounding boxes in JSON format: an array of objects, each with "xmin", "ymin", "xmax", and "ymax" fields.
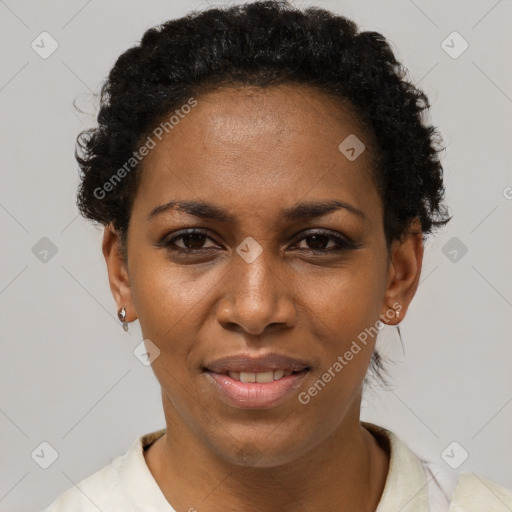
[{"xmin": 147, "ymin": 199, "xmax": 366, "ymax": 222}]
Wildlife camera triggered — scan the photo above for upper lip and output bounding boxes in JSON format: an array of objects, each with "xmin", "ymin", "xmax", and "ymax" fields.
[{"xmin": 205, "ymin": 353, "xmax": 310, "ymax": 374}]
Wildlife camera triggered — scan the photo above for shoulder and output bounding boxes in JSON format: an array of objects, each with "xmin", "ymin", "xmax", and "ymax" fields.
[
  {"xmin": 421, "ymin": 460, "xmax": 512, "ymax": 511},
  {"xmin": 40, "ymin": 453, "xmax": 125, "ymax": 511},
  {"xmin": 364, "ymin": 422, "xmax": 512, "ymax": 512},
  {"xmin": 40, "ymin": 429, "xmax": 167, "ymax": 512},
  {"xmin": 449, "ymin": 471, "xmax": 512, "ymax": 511}
]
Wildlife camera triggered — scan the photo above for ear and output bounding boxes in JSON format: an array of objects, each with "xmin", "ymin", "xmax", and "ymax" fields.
[
  {"xmin": 380, "ymin": 218, "xmax": 424, "ymax": 325},
  {"xmin": 102, "ymin": 224, "xmax": 137, "ymax": 322}
]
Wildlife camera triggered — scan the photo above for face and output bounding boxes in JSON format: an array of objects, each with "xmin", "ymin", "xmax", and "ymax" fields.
[{"xmin": 104, "ymin": 84, "xmax": 422, "ymax": 467}]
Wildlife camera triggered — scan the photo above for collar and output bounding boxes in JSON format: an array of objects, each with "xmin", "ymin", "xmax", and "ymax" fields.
[
  {"xmin": 118, "ymin": 427, "xmax": 172, "ymax": 511},
  {"xmin": 120, "ymin": 423, "xmax": 430, "ymax": 511},
  {"xmin": 363, "ymin": 422, "xmax": 430, "ymax": 512}
]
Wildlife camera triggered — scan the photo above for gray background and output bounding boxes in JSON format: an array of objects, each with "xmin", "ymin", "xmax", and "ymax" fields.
[{"xmin": 0, "ymin": 0, "xmax": 511, "ymax": 510}]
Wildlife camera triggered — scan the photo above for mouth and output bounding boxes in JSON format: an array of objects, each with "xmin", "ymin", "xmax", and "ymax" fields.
[
  {"xmin": 203, "ymin": 354, "xmax": 311, "ymax": 409},
  {"xmin": 204, "ymin": 352, "xmax": 310, "ymax": 375},
  {"xmin": 222, "ymin": 369, "xmax": 303, "ymax": 383}
]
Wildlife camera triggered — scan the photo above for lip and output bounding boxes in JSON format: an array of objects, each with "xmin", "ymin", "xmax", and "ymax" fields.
[
  {"xmin": 203, "ymin": 353, "xmax": 311, "ymax": 409},
  {"xmin": 204, "ymin": 353, "xmax": 310, "ymax": 374},
  {"xmin": 205, "ymin": 368, "xmax": 310, "ymax": 409}
]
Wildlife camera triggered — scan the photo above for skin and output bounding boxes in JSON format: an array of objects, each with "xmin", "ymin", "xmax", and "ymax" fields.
[{"xmin": 103, "ymin": 84, "xmax": 423, "ymax": 512}]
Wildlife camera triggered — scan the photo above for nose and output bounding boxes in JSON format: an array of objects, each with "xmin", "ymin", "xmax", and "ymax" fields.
[{"xmin": 216, "ymin": 250, "xmax": 297, "ymax": 336}]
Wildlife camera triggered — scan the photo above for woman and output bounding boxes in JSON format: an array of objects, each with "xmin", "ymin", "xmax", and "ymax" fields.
[{"xmin": 42, "ymin": 1, "xmax": 512, "ymax": 510}]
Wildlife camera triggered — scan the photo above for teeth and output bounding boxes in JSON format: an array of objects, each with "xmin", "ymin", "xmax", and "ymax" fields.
[
  {"xmin": 239, "ymin": 371, "xmax": 256, "ymax": 383},
  {"xmin": 256, "ymin": 371, "xmax": 274, "ymax": 383},
  {"xmin": 273, "ymin": 369, "xmax": 285, "ymax": 380},
  {"xmin": 227, "ymin": 370, "xmax": 295, "ymax": 382}
]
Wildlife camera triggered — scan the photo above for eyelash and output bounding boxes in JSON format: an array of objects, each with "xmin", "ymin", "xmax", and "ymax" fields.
[{"xmin": 157, "ymin": 228, "xmax": 357, "ymax": 256}]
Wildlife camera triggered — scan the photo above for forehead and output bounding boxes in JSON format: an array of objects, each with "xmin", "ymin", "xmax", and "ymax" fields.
[{"xmin": 134, "ymin": 84, "xmax": 380, "ymax": 221}]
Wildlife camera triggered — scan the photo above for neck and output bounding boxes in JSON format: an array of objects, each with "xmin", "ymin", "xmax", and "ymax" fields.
[{"xmin": 144, "ymin": 402, "xmax": 389, "ymax": 512}]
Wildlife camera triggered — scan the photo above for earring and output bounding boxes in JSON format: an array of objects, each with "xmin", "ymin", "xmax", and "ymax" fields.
[
  {"xmin": 395, "ymin": 306, "xmax": 401, "ymax": 319},
  {"xmin": 118, "ymin": 307, "xmax": 129, "ymax": 332}
]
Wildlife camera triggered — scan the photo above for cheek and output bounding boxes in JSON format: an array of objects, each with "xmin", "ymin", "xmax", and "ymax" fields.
[
  {"xmin": 129, "ymin": 256, "xmax": 226, "ymax": 358},
  {"xmin": 129, "ymin": 263, "xmax": 208, "ymax": 408},
  {"xmin": 296, "ymin": 270, "xmax": 382, "ymax": 424},
  {"xmin": 304, "ymin": 258, "xmax": 386, "ymax": 340},
  {"xmin": 131, "ymin": 246, "xmax": 386, "ymax": 348}
]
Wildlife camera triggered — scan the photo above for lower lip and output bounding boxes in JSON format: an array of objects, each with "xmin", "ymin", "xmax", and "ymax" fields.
[{"xmin": 205, "ymin": 370, "xmax": 309, "ymax": 409}]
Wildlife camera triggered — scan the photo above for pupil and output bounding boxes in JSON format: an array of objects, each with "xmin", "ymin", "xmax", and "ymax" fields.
[
  {"xmin": 307, "ymin": 235, "xmax": 328, "ymax": 250},
  {"xmin": 184, "ymin": 233, "xmax": 206, "ymax": 249}
]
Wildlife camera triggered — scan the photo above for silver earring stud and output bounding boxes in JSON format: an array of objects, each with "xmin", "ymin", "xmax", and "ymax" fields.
[{"xmin": 118, "ymin": 307, "xmax": 129, "ymax": 332}]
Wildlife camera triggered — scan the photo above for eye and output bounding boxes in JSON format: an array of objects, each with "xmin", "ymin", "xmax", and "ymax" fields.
[
  {"xmin": 158, "ymin": 228, "xmax": 220, "ymax": 255},
  {"xmin": 157, "ymin": 228, "xmax": 358, "ymax": 257},
  {"xmin": 292, "ymin": 230, "xmax": 355, "ymax": 253}
]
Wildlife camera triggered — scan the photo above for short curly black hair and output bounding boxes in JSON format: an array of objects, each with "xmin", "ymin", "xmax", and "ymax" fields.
[{"xmin": 75, "ymin": 0, "xmax": 451, "ymax": 385}]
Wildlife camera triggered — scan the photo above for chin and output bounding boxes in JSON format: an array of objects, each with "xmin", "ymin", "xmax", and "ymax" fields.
[{"xmin": 207, "ymin": 427, "xmax": 314, "ymax": 468}]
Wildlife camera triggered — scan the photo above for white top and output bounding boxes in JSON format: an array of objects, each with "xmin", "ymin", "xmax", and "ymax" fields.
[{"xmin": 41, "ymin": 422, "xmax": 512, "ymax": 512}]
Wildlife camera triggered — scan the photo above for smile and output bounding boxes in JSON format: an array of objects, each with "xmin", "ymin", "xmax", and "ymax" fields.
[
  {"xmin": 205, "ymin": 368, "xmax": 310, "ymax": 409},
  {"xmin": 226, "ymin": 370, "xmax": 293, "ymax": 382}
]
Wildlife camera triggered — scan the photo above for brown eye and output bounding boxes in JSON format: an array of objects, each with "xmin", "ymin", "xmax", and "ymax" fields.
[
  {"xmin": 157, "ymin": 228, "xmax": 220, "ymax": 255},
  {"xmin": 176, "ymin": 232, "xmax": 209, "ymax": 250},
  {"xmin": 292, "ymin": 231, "xmax": 355, "ymax": 253},
  {"xmin": 300, "ymin": 234, "xmax": 334, "ymax": 251}
]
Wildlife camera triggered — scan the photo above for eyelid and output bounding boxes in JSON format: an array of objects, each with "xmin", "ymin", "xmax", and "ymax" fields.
[
  {"xmin": 157, "ymin": 227, "xmax": 358, "ymax": 254},
  {"xmin": 289, "ymin": 228, "xmax": 353, "ymax": 245},
  {"xmin": 157, "ymin": 227, "xmax": 219, "ymax": 248}
]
